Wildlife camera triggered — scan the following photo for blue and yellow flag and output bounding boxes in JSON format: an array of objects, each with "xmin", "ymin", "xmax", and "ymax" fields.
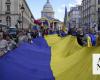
[{"xmin": 0, "ymin": 34, "xmax": 100, "ymax": 80}]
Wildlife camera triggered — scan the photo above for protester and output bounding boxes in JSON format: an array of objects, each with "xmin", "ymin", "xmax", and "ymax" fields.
[
  {"xmin": 76, "ymin": 28, "xmax": 86, "ymax": 46},
  {"xmin": 6, "ymin": 35, "xmax": 17, "ymax": 51},
  {"xmin": 97, "ymin": 32, "xmax": 100, "ymax": 46},
  {"xmin": 38, "ymin": 30, "xmax": 42, "ymax": 37},
  {"xmin": 40, "ymin": 27, "xmax": 45, "ymax": 37},
  {"xmin": 27, "ymin": 30, "xmax": 33, "ymax": 44},
  {"xmin": 76, "ymin": 33, "xmax": 84, "ymax": 46},
  {"xmin": 31, "ymin": 30, "xmax": 38, "ymax": 38},
  {"xmin": 0, "ymin": 32, "xmax": 8, "ymax": 56},
  {"xmin": 45, "ymin": 28, "xmax": 49, "ymax": 35},
  {"xmin": 17, "ymin": 30, "xmax": 28, "ymax": 45}
]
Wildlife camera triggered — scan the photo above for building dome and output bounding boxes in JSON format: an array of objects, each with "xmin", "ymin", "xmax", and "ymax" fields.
[
  {"xmin": 41, "ymin": 0, "xmax": 54, "ymax": 18},
  {"xmin": 43, "ymin": 0, "xmax": 53, "ymax": 12}
]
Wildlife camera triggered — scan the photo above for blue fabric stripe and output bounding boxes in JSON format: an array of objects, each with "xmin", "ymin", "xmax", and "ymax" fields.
[{"xmin": 0, "ymin": 37, "xmax": 54, "ymax": 80}]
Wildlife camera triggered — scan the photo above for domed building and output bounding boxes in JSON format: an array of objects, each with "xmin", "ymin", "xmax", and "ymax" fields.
[
  {"xmin": 41, "ymin": 0, "xmax": 54, "ymax": 18},
  {"xmin": 38, "ymin": 0, "xmax": 63, "ymax": 31}
]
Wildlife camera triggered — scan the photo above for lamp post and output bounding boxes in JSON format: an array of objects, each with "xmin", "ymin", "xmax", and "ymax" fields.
[{"xmin": 20, "ymin": 4, "xmax": 25, "ymax": 30}]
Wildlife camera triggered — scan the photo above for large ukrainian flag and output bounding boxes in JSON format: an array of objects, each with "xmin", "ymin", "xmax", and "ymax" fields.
[
  {"xmin": 45, "ymin": 34, "xmax": 100, "ymax": 80},
  {"xmin": 0, "ymin": 34, "xmax": 100, "ymax": 80}
]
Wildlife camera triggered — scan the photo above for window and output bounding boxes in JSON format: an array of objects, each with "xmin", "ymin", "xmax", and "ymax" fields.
[
  {"xmin": 5, "ymin": 0, "xmax": 11, "ymax": 14},
  {"xmin": 6, "ymin": 16, "xmax": 11, "ymax": 26},
  {"xmin": 98, "ymin": 18, "xmax": 100, "ymax": 30},
  {"xmin": 98, "ymin": 20, "xmax": 100, "ymax": 31},
  {"xmin": 98, "ymin": 8, "xmax": 100, "ymax": 13},
  {"xmin": 98, "ymin": 0, "xmax": 100, "ymax": 4},
  {"xmin": 6, "ymin": 0, "xmax": 10, "ymax": 4},
  {"xmin": 0, "ymin": 20, "xmax": 2, "ymax": 23},
  {"xmin": 7, "ymin": 5, "xmax": 10, "ymax": 12}
]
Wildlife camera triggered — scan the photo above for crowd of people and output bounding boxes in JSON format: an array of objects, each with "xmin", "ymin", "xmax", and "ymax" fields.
[
  {"xmin": 0, "ymin": 26, "xmax": 100, "ymax": 56},
  {"xmin": 68, "ymin": 27, "xmax": 100, "ymax": 47},
  {"xmin": 0, "ymin": 29, "xmax": 37, "ymax": 56},
  {"xmin": 0, "ymin": 27, "xmax": 65, "ymax": 56}
]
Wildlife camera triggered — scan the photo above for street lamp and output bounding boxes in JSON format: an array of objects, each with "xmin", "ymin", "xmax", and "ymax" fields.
[{"xmin": 20, "ymin": 4, "xmax": 25, "ymax": 30}]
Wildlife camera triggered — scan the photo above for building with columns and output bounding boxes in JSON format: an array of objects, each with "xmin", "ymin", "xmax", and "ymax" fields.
[
  {"xmin": 41, "ymin": 0, "xmax": 54, "ymax": 18},
  {"xmin": 0, "ymin": 0, "xmax": 34, "ymax": 29},
  {"xmin": 40, "ymin": 0, "xmax": 62, "ymax": 31}
]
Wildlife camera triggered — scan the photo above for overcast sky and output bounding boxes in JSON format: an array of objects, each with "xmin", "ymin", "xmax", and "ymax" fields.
[{"xmin": 26, "ymin": 0, "xmax": 82, "ymax": 21}]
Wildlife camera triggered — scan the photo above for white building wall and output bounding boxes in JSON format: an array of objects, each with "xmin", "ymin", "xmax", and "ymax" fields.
[{"xmin": 0, "ymin": 0, "xmax": 34, "ymax": 29}]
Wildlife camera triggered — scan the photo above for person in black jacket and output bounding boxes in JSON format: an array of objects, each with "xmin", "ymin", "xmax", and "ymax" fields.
[{"xmin": 76, "ymin": 28, "xmax": 85, "ymax": 46}]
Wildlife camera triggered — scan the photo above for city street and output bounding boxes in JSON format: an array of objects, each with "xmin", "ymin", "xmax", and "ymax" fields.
[{"xmin": 0, "ymin": 0, "xmax": 100, "ymax": 80}]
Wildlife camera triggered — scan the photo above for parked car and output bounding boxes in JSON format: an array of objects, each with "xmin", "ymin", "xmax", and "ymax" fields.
[{"xmin": 8, "ymin": 26, "xmax": 17, "ymax": 38}]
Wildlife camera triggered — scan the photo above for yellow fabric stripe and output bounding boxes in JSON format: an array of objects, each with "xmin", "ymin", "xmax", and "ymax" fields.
[
  {"xmin": 45, "ymin": 34, "xmax": 100, "ymax": 80},
  {"xmin": 44, "ymin": 34, "xmax": 62, "ymax": 46}
]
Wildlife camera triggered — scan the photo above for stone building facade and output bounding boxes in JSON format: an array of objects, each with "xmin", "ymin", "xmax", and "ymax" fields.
[
  {"xmin": 81, "ymin": 0, "xmax": 100, "ymax": 31},
  {"xmin": 68, "ymin": 6, "xmax": 82, "ymax": 28},
  {"xmin": 0, "ymin": 0, "xmax": 34, "ymax": 29}
]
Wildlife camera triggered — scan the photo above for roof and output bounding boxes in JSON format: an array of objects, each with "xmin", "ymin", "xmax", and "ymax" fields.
[
  {"xmin": 40, "ymin": 17, "xmax": 61, "ymax": 22},
  {"xmin": 42, "ymin": 0, "xmax": 54, "ymax": 13}
]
